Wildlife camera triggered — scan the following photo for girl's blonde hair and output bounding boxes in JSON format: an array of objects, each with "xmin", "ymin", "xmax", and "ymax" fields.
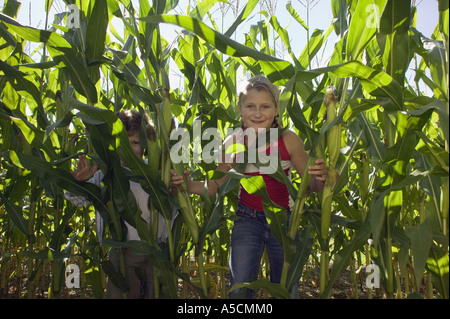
[{"xmin": 238, "ymin": 76, "xmax": 281, "ymax": 128}]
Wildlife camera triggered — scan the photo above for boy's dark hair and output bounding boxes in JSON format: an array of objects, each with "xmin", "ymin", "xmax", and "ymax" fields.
[{"xmin": 118, "ymin": 109, "xmax": 156, "ymax": 141}]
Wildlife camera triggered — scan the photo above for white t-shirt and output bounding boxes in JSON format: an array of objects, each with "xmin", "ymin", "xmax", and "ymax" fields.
[{"xmin": 65, "ymin": 168, "xmax": 171, "ymax": 244}]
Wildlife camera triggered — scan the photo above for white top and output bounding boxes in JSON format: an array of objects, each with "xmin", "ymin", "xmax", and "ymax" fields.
[{"xmin": 65, "ymin": 168, "xmax": 171, "ymax": 244}]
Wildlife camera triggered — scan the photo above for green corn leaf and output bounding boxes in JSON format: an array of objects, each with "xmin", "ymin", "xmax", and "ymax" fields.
[
  {"xmin": 87, "ymin": 123, "xmax": 138, "ymax": 228},
  {"xmin": 0, "ymin": 13, "xmax": 98, "ymax": 104},
  {"xmin": 86, "ymin": 0, "xmax": 108, "ymax": 61},
  {"xmin": 356, "ymin": 112, "xmax": 386, "ymax": 161},
  {"xmin": 10, "ymin": 112, "xmax": 59, "ymax": 161},
  {"xmin": 107, "ymin": 0, "xmax": 124, "ymax": 18},
  {"xmin": 427, "ymin": 243, "xmax": 449, "ymax": 299},
  {"xmin": 290, "ymin": 61, "xmax": 404, "ymax": 110},
  {"xmin": 370, "ymin": 169, "xmax": 432, "ymax": 246},
  {"xmin": 298, "ymin": 27, "xmax": 333, "ymax": 70},
  {"xmin": 189, "ymin": 0, "xmax": 223, "ymax": 21},
  {"xmin": 330, "ymin": 0, "xmax": 348, "ymax": 37},
  {"xmin": 320, "ymin": 218, "xmax": 372, "ymax": 298},
  {"xmin": 0, "ymin": 12, "xmax": 71, "ymax": 48},
  {"xmin": 285, "ymin": 225, "xmax": 314, "ymax": 292},
  {"xmin": 0, "ymin": 60, "xmax": 49, "ymax": 128},
  {"xmin": 103, "ymin": 238, "xmax": 178, "ymax": 298},
  {"xmin": 0, "ymin": 192, "xmax": 34, "ymax": 242},
  {"xmin": 377, "ymin": 0, "xmax": 411, "ymax": 88},
  {"xmin": 230, "ymin": 278, "xmax": 291, "ymax": 299},
  {"xmin": 286, "ymin": 1, "xmax": 308, "ymax": 31},
  {"xmin": 140, "ymin": 14, "xmax": 282, "ymax": 61},
  {"xmin": 346, "ymin": 0, "xmax": 388, "ymax": 60},
  {"xmin": 224, "ymin": 0, "xmax": 258, "ymax": 38},
  {"xmin": 6, "ymin": 150, "xmax": 107, "ymax": 215},
  {"xmin": 405, "ymin": 219, "xmax": 433, "ymax": 285}
]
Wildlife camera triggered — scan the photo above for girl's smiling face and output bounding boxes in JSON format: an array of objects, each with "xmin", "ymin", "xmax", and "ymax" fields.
[{"xmin": 239, "ymin": 88, "xmax": 278, "ymax": 132}]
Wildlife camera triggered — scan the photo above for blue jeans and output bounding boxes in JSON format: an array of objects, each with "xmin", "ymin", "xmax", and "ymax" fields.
[{"xmin": 229, "ymin": 202, "xmax": 291, "ymax": 299}]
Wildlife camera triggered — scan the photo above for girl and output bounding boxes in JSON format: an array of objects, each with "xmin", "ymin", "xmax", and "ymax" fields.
[{"xmin": 171, "ymin": 76, "xmax": 328, "ymax": 298}]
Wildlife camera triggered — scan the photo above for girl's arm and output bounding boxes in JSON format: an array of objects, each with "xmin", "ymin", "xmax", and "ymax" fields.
[
  {"xmin": 170, "ymin": 161, "xmax": 230, "ymax": 197},
  {"xmin": 283, "ymin": 130, "xmax": 328, "ymax": 193},
  {"xmin": 170, "ymin": 134, "xmax": 236, "ymax": 197}
]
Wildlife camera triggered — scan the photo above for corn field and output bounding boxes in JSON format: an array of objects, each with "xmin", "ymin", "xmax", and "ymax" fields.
[{"xmin": 0, "ymin": 0, "xmax": 448, "ymax": 300}]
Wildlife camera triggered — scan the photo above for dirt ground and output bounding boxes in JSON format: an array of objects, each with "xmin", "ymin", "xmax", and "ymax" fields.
[{"xmin": 1, "ymin": 261, "xmax": 435, "ymax": 299}]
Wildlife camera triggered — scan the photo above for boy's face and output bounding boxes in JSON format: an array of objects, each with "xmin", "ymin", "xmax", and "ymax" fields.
[{"xmin": 128, "ymin": 131, "xmax": 144, "ymax": 158}]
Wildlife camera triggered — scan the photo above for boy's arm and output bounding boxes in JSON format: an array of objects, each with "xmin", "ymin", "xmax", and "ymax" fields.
[
  {"xmin": 65, "ymin": 170, "xmax": 103, "ymax": 206},
  {"xmin": 65, "ymin": 156, "xmax": 102, "ymax": 206}
]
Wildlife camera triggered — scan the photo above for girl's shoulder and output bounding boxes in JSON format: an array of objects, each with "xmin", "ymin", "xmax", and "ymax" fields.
[
  {"xmin": 281, "ymin": 129, "xmax": 305, "ymax": 155},
  {"xmin": 281, "ymin": 129, "xmax": 301, "ymax": 143}
]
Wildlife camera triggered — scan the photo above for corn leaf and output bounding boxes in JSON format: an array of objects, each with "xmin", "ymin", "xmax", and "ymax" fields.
[
  {"xmin": 405, "ymin": 219, "xmax": 433, "ymax": 285},
  {"xmin": 140, "ymin": 14, "xmax": 282, "ymax": 61},
  {"xmin": 0, "ymin": 13, "xmax": 98, "ymax": 104},
  {"xmin": 377, "ymin": 0, "xmax": 411, "ymax": 87},
  {"xmin": 290, "ymin": 61, "xmax": 404, "ymax": 110},
  {"xmin": 427, "ymin": 243, "xmax": 449, "ymax": 299},
  {"xmin": 346, "ymin": 0, "xmax": 388, "ymax": 60},
  {"xmin": 0, "ymin": 192, "xmax": 34, "ymax": 242},
  {"xmin": 285, "ymin": 225, "xmax": 314, "ymax": 292},
  {"xmin": 230, "ymin": 278, "xmax": 291, "ymax": 299}
]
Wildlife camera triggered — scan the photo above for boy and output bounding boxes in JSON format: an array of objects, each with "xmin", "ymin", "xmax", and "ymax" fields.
[{"xmin": 65, "ymin": 109, "xmax": 168, "ymax": 298}]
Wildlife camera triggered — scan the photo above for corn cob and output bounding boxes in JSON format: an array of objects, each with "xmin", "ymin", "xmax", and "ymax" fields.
[
  {"xmin": 147, "ymin": 134, "xmax": 160, "ymax": 178},
  {"xmin": 321, "ymin": 87, "xmax": 340, "ymax": 240},
  {"xmin": 172, "ymin": 162, "xmax": 205, "ymax": 296},
  {"xmin": 162, "ymin": 89, "xmax": 204, "ymax": 295},
  {"xmin": 319, "ymin": 86, "xmax": 341, "ymax": 296},
  {"xmin": 172, "ymin": 161, "xmax": 199, "ymax": 244},
  {"xmin": 325, "ymin": 87, "xmax": 341, "ymax": 169}
]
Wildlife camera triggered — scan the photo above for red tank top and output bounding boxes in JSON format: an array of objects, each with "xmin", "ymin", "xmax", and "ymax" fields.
[{"xmin": 238, "ymin": 133, "xmax": 291, "ymax": 211}]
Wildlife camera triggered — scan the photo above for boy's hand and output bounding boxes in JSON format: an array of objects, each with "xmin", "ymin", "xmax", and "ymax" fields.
[{"xmin": 71, "ymin": 155, "xmax": 99, "ymax": 182}]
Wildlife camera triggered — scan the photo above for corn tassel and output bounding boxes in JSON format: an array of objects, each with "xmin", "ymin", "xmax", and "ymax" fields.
[{"xmin": 319, "ymin": 87, "xmax": 341, "ymax": 297}]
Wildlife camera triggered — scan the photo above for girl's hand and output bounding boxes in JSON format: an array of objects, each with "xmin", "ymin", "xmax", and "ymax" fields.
[
  {"xmin": 308, "ymin": 158, "xmax": 328, "ymax": 182},
  {"xmin": 71, "ymin": 155, "xmax": 99, "ymax": 182}
]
